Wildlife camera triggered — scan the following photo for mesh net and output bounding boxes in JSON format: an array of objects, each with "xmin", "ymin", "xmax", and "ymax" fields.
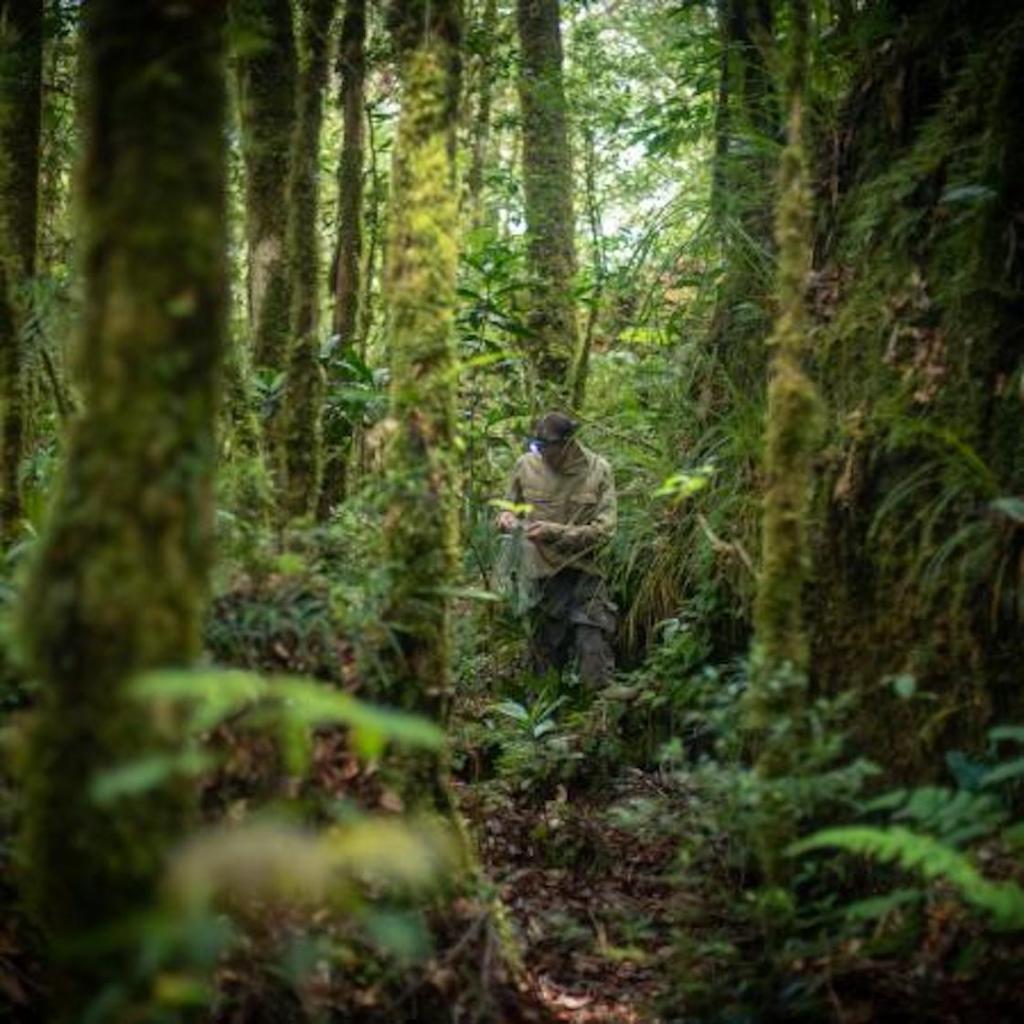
[{"xmin": 494, "ymin": 528, "xmax": 541, "ymax": 616}]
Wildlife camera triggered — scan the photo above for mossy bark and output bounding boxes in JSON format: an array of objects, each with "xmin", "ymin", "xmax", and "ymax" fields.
[
  {"xmin": 807, "ymin": 1, "xmax": 1024, "ymax": 772},
  {"xmin": 750, "ymin": 0, "xmax": 817, "ymax": 704},
  {"xmin": 319, "ymin": 0, "xmax": 366, "ymax": 518},
  {"xmin": 221, "ymin": 78, "xmax": 273, "ymax": 534},
  {"xmin": 747, "ymin": 0, "xmax": 819, "ymax": 884},
  {"xmin": 0, "ymin": 0, "xmax": 43, "ymax": 545},
  {"xmin": 516, "ymin": 0, "xmax": 578, "ymax": 402},
  {"xmin": 36, "ymin": 1, "xmax": 75, "ymax": 277},
  {"xmin": 383, "ymin": 0, "xmax": 461, "ymax": 808},
  {"xmin": 331, "ymin": 0, "xmax": 365, "ymax": 349},
  {"xmin": 466, "ymin": 0, "xmax": 497, "ymax": 231},
  {"xmin": 19, "ymin": 0, "xmax": 227, "ymax": 1009},
  {"xmin": 281, "ymin": 0, "xmax": 336, "ymax": 521},
  {"xmin": 230, "ymin": 0, "xmax": 297, "ymax": 375}
]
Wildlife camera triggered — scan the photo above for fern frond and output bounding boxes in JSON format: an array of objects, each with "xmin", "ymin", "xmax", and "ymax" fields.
[{"xmin": 789, "ymin": 826, "xmax": 1024, "ymax": 929}]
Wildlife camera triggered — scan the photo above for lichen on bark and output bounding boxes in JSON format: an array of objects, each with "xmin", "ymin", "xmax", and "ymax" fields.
[{"xmin": 18, "ymin": 0, "xmax": 228, "ymax": 1009}]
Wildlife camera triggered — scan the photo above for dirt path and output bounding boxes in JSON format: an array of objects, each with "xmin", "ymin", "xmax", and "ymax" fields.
[{"xmin": 457, "ymin": 770, "xmax": 685, "ymax": 1023}]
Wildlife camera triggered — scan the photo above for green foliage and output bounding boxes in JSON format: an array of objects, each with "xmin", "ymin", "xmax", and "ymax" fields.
[
  {"xmin": 485, "ymin": 686, "xmax": 583, "ymax": 791},
  {"xmin": 58, "ymin": 661, "xmax": 456, "ymax": 1021},
  {"xmin": 129, "ymin": 667, "xmax": 442, "ymax": 769},
  {"xmin": 790, "ymin": 827, "xmax": 1024, "ymax": 929}
]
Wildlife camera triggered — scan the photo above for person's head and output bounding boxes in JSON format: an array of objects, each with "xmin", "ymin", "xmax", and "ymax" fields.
[{"xmin": 530, "ymin": 411, "xmax": 578, "ymax": 470}]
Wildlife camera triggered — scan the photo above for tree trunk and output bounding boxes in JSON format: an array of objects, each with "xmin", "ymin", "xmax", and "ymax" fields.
[
  {"xmin": 222, "ymin": 90, "xmax": 273, "ymax": 534},
  {"xmin": 466, "ymin": 0, "xmax": 497, "ymax": 230},
  {"xmin": 570, "ymin": 117, "xmax": 604, "ymax": 410},
  {"xmin": 383, "ymin": 0, "xmax": 461, "ymax": 807},
  {"xmin": 19, "ymin": 0, "xmax": 227, "ymax": 1011},
  {"xmin": 37, "ymin": 0, "xmax": 75, "ymax": 277},
  {"xmin": 516, "ymin": 0, "xmax": 578, "ymax": 403},
  {"xmin": 0, "ymin": 0, "xmax": 43, "ymax": 545},
  {"xmin": 281, "ymin": 0, "xmax": 336, "ymax": 520},
  {"xmin": 231, "ymin": 0, "xmax": 298, "ymax": 375},
  {"xmin": 319, "ymin": 0, "xmax": 366, "ymax": 518},
  {"xmin": 746, "ymin": 0, "xmax": 818, "ymax": 887},
  {"xmin": 359, "ymin": 96, "xmax": 383, "ymax": 356},
  {"xmin": 807, "ymin": 0, "xmax": 1024, "ymax": 772}
]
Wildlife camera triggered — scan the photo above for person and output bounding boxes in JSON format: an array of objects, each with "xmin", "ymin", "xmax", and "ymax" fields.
[{"xmin": 497, "ymin": 412, "xmax": 618, "ymax": 687}]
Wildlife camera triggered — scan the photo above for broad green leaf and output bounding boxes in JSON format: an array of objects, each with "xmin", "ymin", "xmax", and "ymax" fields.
[{"xmin": 92, "ymin": 749, "xmax": 214, "ymax": 804}]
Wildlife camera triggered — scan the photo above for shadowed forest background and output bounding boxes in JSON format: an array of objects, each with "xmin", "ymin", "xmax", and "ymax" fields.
[{"xmin": 1, "ymin": 0, "xmax": 1023, "ymax": 1021}]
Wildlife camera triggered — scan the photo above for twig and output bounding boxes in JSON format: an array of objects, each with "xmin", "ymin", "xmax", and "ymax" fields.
[{"xmin": 696, "ymin": 513, "xmax": 758, "ymax": 579}]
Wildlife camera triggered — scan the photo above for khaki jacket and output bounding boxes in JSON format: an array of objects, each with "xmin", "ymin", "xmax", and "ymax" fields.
[{"xmin": 505, "ymin": 442, "xmax": 617, "ymax": 579}]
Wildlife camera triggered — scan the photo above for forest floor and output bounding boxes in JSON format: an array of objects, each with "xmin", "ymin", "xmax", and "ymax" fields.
[
  {"xmin": 457, "ymin": 769, "xmax": 681, "ymax": 1024},
  {"xmin": 452, "ymin": 677, "xmax": 691, "ymax": 1024}
]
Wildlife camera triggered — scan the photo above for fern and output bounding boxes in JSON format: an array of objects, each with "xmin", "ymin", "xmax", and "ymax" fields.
[{"xmin": 789, "ymin": 826, "xmax": 1024, "ymax": 929}]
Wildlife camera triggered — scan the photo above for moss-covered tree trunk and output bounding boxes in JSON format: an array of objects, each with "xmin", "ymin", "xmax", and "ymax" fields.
[
  {"xmin": 383, "ymin": 0, "xmax": 461, "ymax": 808},
  {"xmin": 807, "ymin": 1, "xmax": 1024, "ymax": 771},
  {"xmin": 222, "ymin": 92, "xmax": 273, "ymax": 534},
  {"xmin": 318, "ymin": 0, "xmax": 366, "ymax": 518},
  {"xmin": 466, "ymin": 0, "xmax": 497, "ymax": 230},
  {"xmin": 359, "ymin": 96, "xmax": 383, "ymax": 354},
  {"xmin": 0, "ymin": 0, "xmax": 43, "ymax": 545},
  {"xmin": 516, "ymin": 0, "xmax": 578, "ymax": 403},
  {"xmin": 19, "ymin": 0, "xmax": 227, "ymax": 1010},
  {"xmin": 281, "ymin": 0, "xmax": 336, "ymax": 520},
  {"xmin": 230, "ymin": 0, "xmax": 297, "ymax": 375},
  {"xmin": 746, "ymin": 0, "xmax": 819, "ymax": 885}
]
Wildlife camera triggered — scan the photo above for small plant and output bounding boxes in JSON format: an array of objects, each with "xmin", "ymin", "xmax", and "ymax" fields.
[
  {"xmin": 791, "ymin": 724, "xmax": 1024, "ymax": 931},
  {"xmin": 486, "ymin": 687, "xmax": 583, "ymax": 792},
  {"xmin": 491, "ymin": 691, "xmax": 567, "ymax": 741}
]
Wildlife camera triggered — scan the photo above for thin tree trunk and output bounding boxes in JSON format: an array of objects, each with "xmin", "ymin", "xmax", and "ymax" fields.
[
  {"xmin": 319, "ymin": 0, "xmax": 366, "ymax": 518},
  {"xmin": 571, "ymin": 119, "xmax": 604, "ymax": 410},
  {"xmin": 516, "ymin": 0, "xmax": 578, "ymax": 402},
  {"xmin": 20, "ymin": 0, "xmax": 227, "ymax": 1010},
  {"xmin": 332, "ymin": 0, "xmax": 365, "ymax": 346},
  {"xmin": 0, "ymin": 0, "xmax": 43, "ymax": 545},
  {"xmin": 358, "ymin": 96, "xmax": 382, "ymax": 356},
  {"xmin": 747, "ymin": 0, "xmax": 819, "ymax": 884},
  {"xmin": 222, "ymin": 75, "xmax": 272, "ymax": 530},
  {"xmin": 383, "ymin": 0, "xmax": 461, "ymax": 808},
  {"xmin": 281, "ymin": 0, "xmax": 337, "ymax": 520},
  {"xmin": 466, "ymin": 0, "xmax": 497, "ymax": 230},
  {"xmin": 37, "ymin": 0, "xmax": 76, "ymax": 277},
  {"xmin": 231, "ymin": 0, "xmax": 298, "ymax": 374}
]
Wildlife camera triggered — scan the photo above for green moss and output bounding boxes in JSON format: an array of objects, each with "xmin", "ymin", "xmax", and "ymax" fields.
[
  {"xmin": 751, "ymin": 86, "xmax": 822, "ymax": 702},
  {"xmin": 382, "ymin": 29, "xmax": 461, "ymax": 807},
  {"xmin": 0, "ymin": 0, "xmax": 43, "ymax": 544},
  {"xmin": 18, "ymin": 1, "xmax": 227, "ymax": 1009},
  {"xmin": 747, "ymin": 3, "xmax": 819, "ymax": 884},
  {"xmin": 807, "ymin": 9, "xmax": 1024, "ymax": 768},
  {"xmin": 280, "ymin": 0, "xmax": 336, "ymax": 521},
  {"xmin": 516, "ymin": 0, "xmax": 578, "ymax": 400},
  {"xmin": 230, "ymin": 0, "xmax": 298, "ymax": 374},
  {"xmin": 319, "ymin": 0, "xmax": 368, "ymax": 517}
]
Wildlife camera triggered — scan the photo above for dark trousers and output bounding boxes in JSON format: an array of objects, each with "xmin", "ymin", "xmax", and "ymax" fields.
[{"xmin": 528, "ymin": 569, "xmax": 616, "ymax": 688}]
